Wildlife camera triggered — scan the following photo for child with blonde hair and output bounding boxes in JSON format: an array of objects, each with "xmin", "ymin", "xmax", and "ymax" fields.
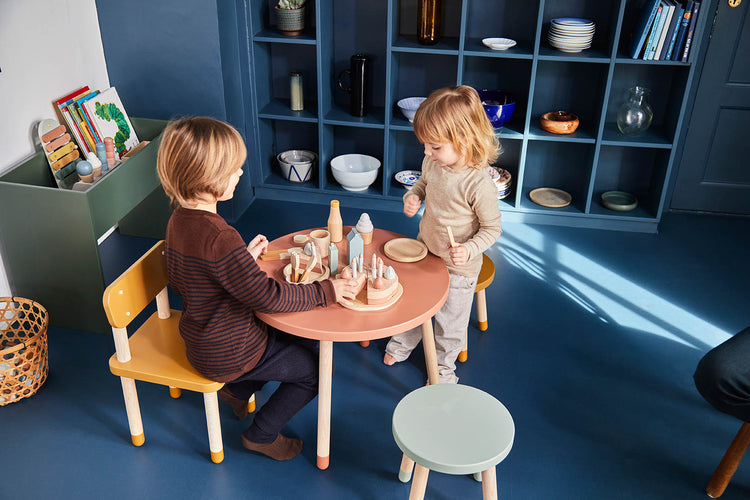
[
  {"xmin": 384, "ymin": 86, "xmax": 502, "ymax": 383},
  {"xmin": 157, "ymin": 117, "xmax": 357, "ymax": 460}
]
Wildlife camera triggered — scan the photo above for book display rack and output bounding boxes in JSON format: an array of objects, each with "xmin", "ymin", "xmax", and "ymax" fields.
[{"xmin": 243, "ymin": 0, "xmax": 711, "ymax": 232}]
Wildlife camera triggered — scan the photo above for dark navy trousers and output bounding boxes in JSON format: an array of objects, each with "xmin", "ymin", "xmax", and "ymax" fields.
[{"xmin": 694, "ymin": 326, "xmax": 750, "ymax": 423}]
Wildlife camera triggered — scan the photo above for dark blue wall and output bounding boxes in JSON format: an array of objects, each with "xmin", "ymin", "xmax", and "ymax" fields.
[{"xmin": 95, "ymin": 0, "xmax": 253, "ymax": 222}]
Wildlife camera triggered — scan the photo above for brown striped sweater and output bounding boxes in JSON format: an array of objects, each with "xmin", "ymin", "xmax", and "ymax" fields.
[{"xmin": 165, "ymin": 207, "xmax": 335, "ymax": 382}]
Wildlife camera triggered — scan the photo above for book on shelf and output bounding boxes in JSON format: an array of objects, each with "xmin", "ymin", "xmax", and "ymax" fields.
[
  {"xmin": 629, "ymin": 0, "xmax": 662, "ymax": 59},
  {"xmin": 642, "ymin": 3, "xmax": 664, "ymax": 60},
  {"xmin": 74, "ymin": 91, "xmax": 102, "ymax": 144},
  {"xmin": 54, "ymin": 86, "xmax": 92, "ymax": 154},
  {"xmin": 660, "ymin": 3, "xmax": 684, "ymax": 60},
  {"xmin": 81, "ymin": 86, "xmax": 139, "ymax": 159},
  {"xmin": 671, "ymin": 1, "xmax": 694, "ymax": 61},
  {"xmin": 681, "ymin": 1, "xmax": 701, "ymax": 62},
  {"xmin": 653, "ymin": 0, "xmax": 676, "ymax": 60}
]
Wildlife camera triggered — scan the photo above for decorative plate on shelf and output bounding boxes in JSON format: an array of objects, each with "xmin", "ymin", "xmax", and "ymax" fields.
[
  {"xmin": 601, "ymin": 191, "xmax": 637, "ymax": 212},
  {"xmin": 395, "ymin": 170, "xmax": 421, "ymax": 188},
  {"xmin": 529, "ymin": 188, "xmax": 572, "ymax": 208},
  {"xmin": 384, "ymin": 238, "xmax": 428, "ymax": 263},
  {"xmin": 482, "ymin": 37, "xmax": 517, "ymax": 51}
]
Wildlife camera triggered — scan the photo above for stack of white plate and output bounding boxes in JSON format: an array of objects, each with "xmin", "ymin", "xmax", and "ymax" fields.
[{"xmin": 547, "ymin": 18, "xmax": 595, "ymax": 53}]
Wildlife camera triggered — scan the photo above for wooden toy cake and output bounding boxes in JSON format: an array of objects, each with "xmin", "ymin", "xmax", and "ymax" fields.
[{"xmin": 338, "ymin": 253, "xmax": 402, "ymax": 310}]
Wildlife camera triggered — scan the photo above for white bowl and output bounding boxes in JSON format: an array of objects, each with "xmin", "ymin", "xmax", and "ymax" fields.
[
  {"xmin": 277, "ymin": 150, "xmax": 317, "ymax": 182},
  {"xmin": 330, "ymin": 154, "xmax": 381, "ymax": 192},
  {"xmin": 482, "ymin": 37, "xmax": 517, "ymax": 51},
  {"xmin": 397, "ymin": 97, "xmax": 427, "ymax": 123}
]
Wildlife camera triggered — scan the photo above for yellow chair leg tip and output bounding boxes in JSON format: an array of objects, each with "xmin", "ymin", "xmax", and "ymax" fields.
[
  {"xmin": 211, "ymin": 450, "xmax": 224, "ymax": 463},
  {"xmin": 478, "ymin": 321, "xmax": 488, "ymax": 331},
  {"xmin": 458, "ymin": 351, "xmax": 468, "ymax": 363},
  {"xmin": 169, "ymin": 387, "xmax": 182, "ymax": 398},
  {"xmin": 132, "ymin": 433, "xmax": 145, "ymax": 447},
  {"xmin": 247, "ymin": 401, "xmax": 256, "ymax": 413}
]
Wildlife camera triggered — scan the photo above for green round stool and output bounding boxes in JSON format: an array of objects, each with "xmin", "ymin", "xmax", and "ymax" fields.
[{"xmin": 392, "ymin": 384, "xmax": 515, "ymax": 499}]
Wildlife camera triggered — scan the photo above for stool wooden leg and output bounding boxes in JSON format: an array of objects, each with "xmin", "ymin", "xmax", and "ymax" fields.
[
  {"xmin": 120, "ymin": 377, "xmax": 145, "ymax": 446},
  {"xmin": 399, "ymin": 453, "xmax": 415, "ymax": 482},
  {"xmin": 476, "ymin": 289, "xmax": 488, "ymax": 331},
  {"xmin": 169, "ymin": 386, "xmax": 181, "ymax": 398},
  {"xmin": 204, "ymin": 392, "xmax": 224, "ymax": 463},
  {"xmin": 247, "ymin": 393, "xmax": 256, "ymax": 413},
  {"xmin": 481, "ymin": 467, "xmax": 497, "ymax": 500},
  {"xmin": 707, "ymin": 422, "xmax": 750, "ymax": 498},
  {"xmin": 409, "ymin": 464, "xmax": 430, "ymax": 500},
  {"xmin": 359, "ymin": 340, "xmax": 370, "ymax": 347},
  {"xmin": 458, "ymin": 341, "xmax": 468, "ymax": 363}
]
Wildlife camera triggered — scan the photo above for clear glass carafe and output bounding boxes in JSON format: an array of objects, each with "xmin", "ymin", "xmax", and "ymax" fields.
[{"xmin": 617, "ymin": 86, "xmax": 654, "ymax": 136}]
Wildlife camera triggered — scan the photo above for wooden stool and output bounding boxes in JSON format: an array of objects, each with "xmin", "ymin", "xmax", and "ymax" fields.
[
  {"xmin": 393, "ymin": 384, "xmax": 514, "ymax": 499},
  {"xmin": 459, "ymin": 254, "xmax": 495, "ymax": 363},
  {"xmin": 706, "ymin": 422, "xmax": 750, "ymax": 497}
]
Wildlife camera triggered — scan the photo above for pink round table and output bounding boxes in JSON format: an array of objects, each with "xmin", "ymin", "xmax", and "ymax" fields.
[{"xmin": 256, "ymin": 227, "xmax": 449, "ymax": 469}]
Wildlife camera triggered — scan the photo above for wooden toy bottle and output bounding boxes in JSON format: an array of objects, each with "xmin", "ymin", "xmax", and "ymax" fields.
[{"xmin": 328, "ymin": 200, "xmax": 343, "ymax": 243}]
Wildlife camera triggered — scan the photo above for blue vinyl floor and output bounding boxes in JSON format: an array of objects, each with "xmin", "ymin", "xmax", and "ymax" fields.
[{"xmin": 3, "ymin": 199, "xmax": 750, "ymax": 499}]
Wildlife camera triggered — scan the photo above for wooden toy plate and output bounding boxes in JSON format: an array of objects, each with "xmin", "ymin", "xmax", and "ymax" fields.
[
  {"xmin": 340, "ymin": 283, "xmax": 403, "ymax": 311},
  {"xmin": 384, "ymin": 238, "xmax": 428, "ymax": 263},
  {"xmin": 529, "ymin": 187, "xmax": 572, "ymax": 208}
]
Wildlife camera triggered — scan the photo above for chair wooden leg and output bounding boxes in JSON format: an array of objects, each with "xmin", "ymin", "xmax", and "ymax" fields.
[
  {"xmin": 458, "ymin": 343, "xmax": 468, "ymax": 363},
  {"xmin": 481, "ymin": 467, "xmax": 497, "ymax": 500},
  {"xmin": 248, "ymin": 393, "xmax": 256, "ymax": 413},
  {"xmin": 409, "ymin": 464, "xmax": 430, "ymax": 500},
  {"xmin": 203, "ymin": 392, "xmax": 224, "ymax": 464},
  {"xmin": 359, "ymin": 340, "xmax": 370, "ymax": 347},
  {"xmin": 120, "ymin": 376, "xmax": 145, "ymax": 446},
  {"xmin": 476, "ymin": 289, "xmax": 488, "ymax": 331},
  {"xmin": 169, "ymin": 386, "xmax": 181, "ymax": 398},
  {"xmin": 399, "ymin": 453, "xmax": 415, "ymax": 482},
  {"xmin": 707, "ymin": 422, "xmax": 750, "ymax": 498}
]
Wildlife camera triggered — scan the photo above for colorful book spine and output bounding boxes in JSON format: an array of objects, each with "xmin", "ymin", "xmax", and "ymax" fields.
[
  {"xmin": 648, "ymin": 3, "xmax": 669, "ymax": 60},
  {"xmin": 55, "ymin": 87, "xmax": 92, "ymax": 153},
  {"xmin": 67, "ymin": 103, "xmax": 95, "ymax": 152},
  {"xmin": 681, "ymin": 1, "xmax": 701, "ymax": 62},
  {"xmin": 671, "ymin": 1, "xmax": 694, "ymax": 61},
  {"xmin": 661, "ymin": 4, "xmax": 684, "ymax": 60},
  {"xmin": 75, "ymin": 92, "xmax": 102, "ymax": 143},
  {"xmin": 643, "ymin": 5, "xmax": 664, "ymax": 60},
  {"xmin": 630, "ymin": 0, "xmax": 662, "ymax": 59},
  {"xmin": 654, "ymin": 1, "xmax": 675, "ymax": 60}
]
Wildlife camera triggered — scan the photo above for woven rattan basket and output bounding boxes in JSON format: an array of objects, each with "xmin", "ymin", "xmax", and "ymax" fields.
[{"xmin": 0, "ymin": 297, "xmax": 49, "ymax": 405}]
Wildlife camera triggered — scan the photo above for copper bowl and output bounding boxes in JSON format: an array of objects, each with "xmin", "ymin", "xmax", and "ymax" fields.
[{"xmin": 540, "ymin": 111, "xmax": 579, "ymax": 134}]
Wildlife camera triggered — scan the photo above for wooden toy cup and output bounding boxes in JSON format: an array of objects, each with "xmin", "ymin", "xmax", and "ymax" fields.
[{"xmin": 310, "ymin": 229, "xmax": 331, "ymax": 258}]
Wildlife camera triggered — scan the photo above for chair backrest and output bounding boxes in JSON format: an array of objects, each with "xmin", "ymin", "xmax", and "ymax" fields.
[{"xmin": 103, "ymin": 240, "xmax": 169, "ymax": 329}]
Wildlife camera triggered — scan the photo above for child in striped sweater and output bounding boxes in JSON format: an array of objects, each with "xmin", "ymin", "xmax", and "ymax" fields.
[{"xmin": 157, "ymin": 117, "xmax": 357, "ymax": 461}]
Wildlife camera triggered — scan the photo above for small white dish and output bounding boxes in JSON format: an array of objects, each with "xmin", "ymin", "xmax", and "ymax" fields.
[
  {"xmin": 395, "ymin": 170, "xmax": 421, "ymax": 188},
  {"xmin": 482, "ymin": 38, "xmax": 517, "ymax": 51}
]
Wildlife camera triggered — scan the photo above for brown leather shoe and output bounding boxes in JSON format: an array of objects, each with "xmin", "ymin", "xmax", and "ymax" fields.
[{"xmin": 218, "ymin": 386, "xmax": 248, "ymax": 420}]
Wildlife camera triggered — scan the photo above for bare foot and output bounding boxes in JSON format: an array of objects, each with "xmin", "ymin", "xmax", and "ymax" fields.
[{"xmin": 383, "ymin": 352, "xmax": 397, "ymax": 366}]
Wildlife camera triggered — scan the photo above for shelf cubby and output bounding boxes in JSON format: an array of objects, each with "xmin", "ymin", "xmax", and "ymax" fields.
[
  {"xmin": 252, "ymin": 42, "xmax": 319, "ymax": 119},
  {"xmin": 257, "ymin": 119, "xmax": 320, "ymax": 188},
  {"xmin": 321, "ymin": 125, "xmax": 385, "ymax": 194}
]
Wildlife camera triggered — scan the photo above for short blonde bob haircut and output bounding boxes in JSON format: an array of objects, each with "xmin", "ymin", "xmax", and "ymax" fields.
[
  {"xmin": 157, "ymin": 116, "xmax": 247, "ymax": 207},
  {"xmin": 413, "ymin": 85, "xmax": 499, "ymax": 169}
]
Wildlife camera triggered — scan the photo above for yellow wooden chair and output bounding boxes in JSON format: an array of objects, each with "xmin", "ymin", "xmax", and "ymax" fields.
[
  {"xmin": 458, "ymin": 254, "xmax": 495, "ymax": 363},
  {"xmin": 102, "ymin": 240, "xmax": 253, "ymax": 463},
  {"xmin": 706, "ymin": 422, "xmax": 750, "ymax": 497}
]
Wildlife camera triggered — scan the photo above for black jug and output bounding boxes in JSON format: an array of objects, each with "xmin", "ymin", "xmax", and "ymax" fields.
[{"xmin": 337, "ymin": 54, "xmax": 370, "ymax": 117}]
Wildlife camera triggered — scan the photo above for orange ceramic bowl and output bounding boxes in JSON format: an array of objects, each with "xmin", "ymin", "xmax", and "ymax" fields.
[{"xmin": 540, "ymin": 111, "xmax": 579, "ymax": 134}]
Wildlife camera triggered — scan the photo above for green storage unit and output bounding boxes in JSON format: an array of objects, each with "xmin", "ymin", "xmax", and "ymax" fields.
[{"xmin": 0, "ymin": 118, "xmax": 171, "ymax": 333}]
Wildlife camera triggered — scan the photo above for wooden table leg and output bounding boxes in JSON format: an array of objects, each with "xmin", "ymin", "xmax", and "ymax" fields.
[
  {"xmin": 317, "ymin": 339, "xmax": 333, "ymax": 470},
  {"xmin": 421, "ymin": 319, "xmax": 439, "ymax": 385}
]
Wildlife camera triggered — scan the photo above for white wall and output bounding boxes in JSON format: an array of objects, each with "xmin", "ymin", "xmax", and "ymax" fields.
[{"xmin": 0, "ymin": 0, "xmax": 110, "ymax": 296}]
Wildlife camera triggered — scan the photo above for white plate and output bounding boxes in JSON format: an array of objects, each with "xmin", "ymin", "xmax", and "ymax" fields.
[{"xmin": 482, "ymin": 37, "xmax": 517, "ymax": 51}]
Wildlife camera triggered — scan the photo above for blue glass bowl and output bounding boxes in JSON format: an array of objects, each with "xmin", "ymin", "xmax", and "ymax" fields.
[{"xmin": 477, "ymin": 90, "xmax": 515, "ymax": 128}]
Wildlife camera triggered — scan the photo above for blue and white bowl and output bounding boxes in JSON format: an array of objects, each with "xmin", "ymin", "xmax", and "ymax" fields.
[
  {"xmin": 395, "ymin": 170, "xmax": 421, "ymax": 188},
  {"xmin": 277, "ymin": 150, "xmax": 317, "ymax": 182},
  {"xmin": 397, "ymin": 97, "xmax": 427, "ymax": 123}
]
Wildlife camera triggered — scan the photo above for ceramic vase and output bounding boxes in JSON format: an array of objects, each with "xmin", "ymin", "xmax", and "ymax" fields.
[{"xmin": 617, "ymin": 86, "xmax": 653, "ymax": 136}]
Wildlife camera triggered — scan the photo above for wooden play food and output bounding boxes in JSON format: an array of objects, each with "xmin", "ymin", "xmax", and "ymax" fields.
[{"xmin": 540, "ymin": 111, "xmax": 579, "ymax": 134}]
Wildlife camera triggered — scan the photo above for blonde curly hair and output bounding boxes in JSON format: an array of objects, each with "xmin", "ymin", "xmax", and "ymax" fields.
[{"xmin": 412, "ymin": 85, "xmax": 500, "ymax": 169}]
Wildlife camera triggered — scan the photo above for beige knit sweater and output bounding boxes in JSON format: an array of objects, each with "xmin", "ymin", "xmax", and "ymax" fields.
[{"xmin": 405, "ymin": 156, "xmax": 502, "ymax": 277}]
